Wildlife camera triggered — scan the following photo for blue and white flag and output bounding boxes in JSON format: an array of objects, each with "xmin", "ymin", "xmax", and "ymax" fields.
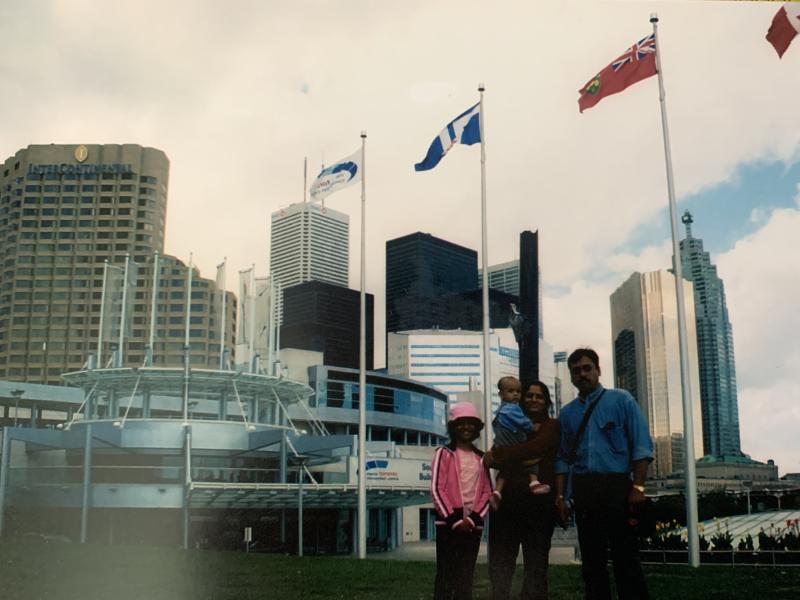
[
  {"xmin": 309, "ymin": 149, "xmax": 361, "ymax": 202},
  {"xmin": 414, "ymin": 102, "xmax": 481, "ymax": 172}
]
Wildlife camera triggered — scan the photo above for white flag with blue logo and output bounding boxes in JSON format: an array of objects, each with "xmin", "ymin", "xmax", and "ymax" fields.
[
  {"xmin": 414, "ymin": 102, "xmax": 481, "ymax": 172},
  {"xmin": 309, "ymin": 149, "xmax": 361, "ymax": 202}
]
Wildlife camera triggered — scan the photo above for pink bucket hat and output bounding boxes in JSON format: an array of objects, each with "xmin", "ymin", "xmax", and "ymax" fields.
[{"xmin": 448, "ymin": 402, "xmax": 483, "ymax": 425}]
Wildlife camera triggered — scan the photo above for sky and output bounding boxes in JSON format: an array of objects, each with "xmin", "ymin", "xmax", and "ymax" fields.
[{"xmin": 1, "ymin": 0, "xmax": 798, "ymax": 473}]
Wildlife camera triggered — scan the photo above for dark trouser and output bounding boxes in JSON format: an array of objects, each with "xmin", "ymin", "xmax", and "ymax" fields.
[
  {"xmin": 489, "ymin": 490, "xmax": 555, "ymax": 600},
  {"xmin": 572, "ymin": 474, "xmax": 649, "ymax": 600},
  {"xmin": 434, "ymin": 524, "xmax": 482, "ymax": 600}
]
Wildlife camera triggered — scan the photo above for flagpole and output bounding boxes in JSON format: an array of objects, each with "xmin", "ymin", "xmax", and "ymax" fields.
[
  {"xmin": 147, "ymin": 251, "xmax": 160, "ymax": 366},
  {"xmin": 478, "ymin": 83, "xmax": 493, "ymax": 450},
  {"xmin": 651, "ymin": 13, "xmax": 700, "ymax": 568},
  {"xmin": 118, "ymin": 254, "xmax": 130, "ymax": 366},
  {"xmin": 357, "ymin": 130, "xmax": 368, "ymax": 560},
  {"xmin": 218, "ymin": 258, "xmax": 227, "ymax": 371}
]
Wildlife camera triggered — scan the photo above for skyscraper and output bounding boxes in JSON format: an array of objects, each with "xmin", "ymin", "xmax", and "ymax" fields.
[
  {"xmin": 385, "ymin": 232, "xmax": 478, "ymax": 334},
  {"xmin": 0, "ymin": 144, "xmax": 235, "ymax": 383},
  {"xmin": 280, "ymin": 280, "xmax": 374, "ymax": 370},
  {"xmin": 610, "ymin": 270, "xmax": 703, "ymax": 477},
  {"xmin": 269, "ymin": 202, "xmax": 349, "ymax": 293},
  {"xmin": 679, "ymin": 211, "xmax": 742, "ymax": 457}
]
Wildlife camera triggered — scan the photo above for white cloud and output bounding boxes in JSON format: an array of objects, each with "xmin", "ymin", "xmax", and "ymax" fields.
[{"xmin": 716, "ymin": 201, "xmax": 800, "ymax": 472}]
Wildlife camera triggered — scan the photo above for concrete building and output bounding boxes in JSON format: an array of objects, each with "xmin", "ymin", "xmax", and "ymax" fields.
[
  {"xmin": 553, "ymin": 351, "xmax": 576, "ymax": 417},
  {"xmin": 269, "ymin": 202, "xmax": 349, "ymax": 298},
  {"xmin": 679, "ymin": 211, "xmax": 742, "ymax": 458},
  {"xmin": 610, "ymin": 270, "xmax": 703, "ymax": 478},
  {"xmin": 0, "ymin": 144, "xmax": 233, "ymax": 381},
  {"xmin": 479, "ymin": 259, "xmax": 520, "ymax": 296},
  {"xmin": 385, "ymin": 328, "xmax": 546, "ymax": 419}
]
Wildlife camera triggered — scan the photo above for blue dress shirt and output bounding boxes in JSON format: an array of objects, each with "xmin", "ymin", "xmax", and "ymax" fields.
[{"xmin": 554, "ymin": 385, "xmax": 653, "ymax": 475}]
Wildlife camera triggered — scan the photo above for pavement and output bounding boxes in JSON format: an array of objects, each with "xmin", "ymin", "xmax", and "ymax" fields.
[{"xmin": 372, "ymin": 540, "xmax": 580, "ymax": 565}]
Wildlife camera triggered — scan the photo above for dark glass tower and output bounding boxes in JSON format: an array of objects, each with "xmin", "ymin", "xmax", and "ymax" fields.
[
  {"xmin": 385, "ymin": 232, "xmax": 478, "ymax": 334},
  {"xmin": 280, "ymin": 280, "xmax": 374, "ymax": 370},
  {"xmin": 518, "ymin": 231, "xmax": 541, "ymax": 384},
  {"xmin": 679, "ymin": 211, "xmax": 742, "ymax": 457}
]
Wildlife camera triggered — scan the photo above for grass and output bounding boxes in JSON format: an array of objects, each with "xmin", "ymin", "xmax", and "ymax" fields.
[{"xmin": 0, "ymin": 539, "xmax": 798, "ymax": 599}]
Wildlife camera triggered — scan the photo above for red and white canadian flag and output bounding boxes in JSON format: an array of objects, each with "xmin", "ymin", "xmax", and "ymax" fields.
[{"xmin": 766, "ymin": 3, "xmax": 800, "ymax": 58}]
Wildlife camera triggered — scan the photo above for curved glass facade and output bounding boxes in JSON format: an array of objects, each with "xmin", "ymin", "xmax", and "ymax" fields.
[{"xmin": 305, "ymin": 366, "xmax": 448, "ymax": 444}]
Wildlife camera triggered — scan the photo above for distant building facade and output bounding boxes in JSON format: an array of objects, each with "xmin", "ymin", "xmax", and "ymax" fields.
[
  {"xmin": 479, "ymin": 260, "xmax": 520, "ymax": 296},
  {"xmin": 610, "ymin": 270, "xmax": 703, "ymax": 477},
  {"xmin": 679, "ymin": 211, "xmax": 742, "ymax": 458},
  {"xmin": 387, "ymin": 328, "xmax": 527, "ymax": 416},
  {"xmin": 0, "ymin": 144, "xmax": 233, "ymax": 381},
  {"xmin": 280, "ymin": 280, "xmax": 374, "ymax": 371},
  {"xmin": 385, "ymin": 232, "xmax": 478, "ymax": 335},
  {"xmin": 269, "ymin": 202, "xmax": 349, "ymax": 319}
]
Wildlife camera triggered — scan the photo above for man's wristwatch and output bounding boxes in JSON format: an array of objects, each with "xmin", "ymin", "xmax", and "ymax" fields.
[{"xmin": 632, "ymin": 484, "xmax": 646, "ymax": 493}]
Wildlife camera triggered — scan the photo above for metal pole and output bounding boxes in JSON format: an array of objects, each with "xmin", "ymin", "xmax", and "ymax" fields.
[
  {"xmin": 219, "ymin": 258, "xmax": 227, "ymax": 371},
  {"xmin": 357, "ymin": 131, "xmax": 368, "ymax": 559},
  {"xmin": 478, "ymin": 83, "xmax": 493, "ymax": 450},
  {"xmin": 118, "ymin": 254, "xmax": 130, "ymax": 364},
  {"xmin": 80, "ymin": 423, "xmax": 92, "ymax": 544},
  {"xmin": 96, "ymin": 261, "xmax": 109, "ymax": 365},
  {"xmin": 298, "ymin": 461, "xmax": 304, "ymax": 557},
  {"xmin": 147, "ymin": 251, "xmax": 160, "ymax": 366},
  {"xmin": 267, "ymin": 275, "xmax": 275, "ymax": 375},
  {"xmin": 183, "ymin": 255, "xmax": 193, "ymax": 424},
  {"xmin": 0, "ymin": 429, "xmax": 11, "ymax": 536},
  {"xmin": 651, "ymin": 13, "xmax": 700, "ymax": 568},
  {"xmin": 184, "ymin": 254, "xmax": 193, "ymax": 348},
  {"xmin": 248, "ymin": 267, "xmax": 256, "ymax": 372},
  {"xmin": 183, "ymin": 425, "xmax": 192, "ymax": 550}
]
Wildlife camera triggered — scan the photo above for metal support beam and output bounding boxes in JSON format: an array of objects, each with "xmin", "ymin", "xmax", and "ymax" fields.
[
  {"xmin": 183, "ymin": 425, "xmax": 192, "ymax": 550},
  {"xmin": 0, "ymin": 429, "xmax": 12, "ymax": 536},
  {"xmin": 298, "ymin": 462, "xmax": 305, "ymax": 557},
  {"xmin": 80, "ymin": 423, "xmax": 92, "ymax": 544}
]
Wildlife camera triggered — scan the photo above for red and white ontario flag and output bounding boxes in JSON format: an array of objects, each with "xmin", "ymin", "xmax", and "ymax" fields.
[{"xmin": 767, "ymin": 3, "xmax": 800, "ymax": 58}]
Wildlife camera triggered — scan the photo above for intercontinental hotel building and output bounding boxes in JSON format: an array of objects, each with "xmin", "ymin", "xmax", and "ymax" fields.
[{"xmin": 0, "ymin": 144, "xmax": 235, "ymax": 383}]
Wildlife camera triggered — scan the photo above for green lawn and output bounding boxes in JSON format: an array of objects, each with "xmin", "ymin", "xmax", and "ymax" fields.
[{"xmin": 0, "ymin": 539, "xmax": 797, "ymax": 599}]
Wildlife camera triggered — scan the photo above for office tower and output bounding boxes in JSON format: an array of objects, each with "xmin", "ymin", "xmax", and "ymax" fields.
[
  {"xmin": 479, "ymin": 257, "xmax": 543, "ymax": 338},
  {"xmin": 480, "ymin": 260, "xmax": 520, "ymax": 296},
  {"xmin": 385, "ymin": 232, "xmax": 478, "ymax": 334},
  {"xmin": 269, "ymin": 202, "xmax": 349, "ymax": 293},
  {"xmin": 437, "ymin": 288, "xmax": 516, "ymax": 330},
  {"xmin": 519, "ymin": 231, "xmax": 542, "ymax": 383},
  {"xmin": 281, "ymin": 280, "xmax": 374, "ymax": 370},
  {"xmin": 610, "ymin": 270, "xmax": 703, "ymax": 477},
  {"xmin": 0, "ymin": 144, "xmax": 167, "ymax": 383},
  {"xmin": 387, "ymin": 328, "xmax": 518, "ymax": 414},
  {"xmin": 679, "ymin": 211, "xmax": 742, "ymax": 458},
  {"xmin": 553, "ymin": 351, "xmax": 574, "ymax": 416}
]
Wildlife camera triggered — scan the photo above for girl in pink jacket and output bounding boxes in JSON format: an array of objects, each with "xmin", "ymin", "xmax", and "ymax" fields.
[{"xmin": 431, "ymin": 402, "xmax": 494, "ymax": 600}]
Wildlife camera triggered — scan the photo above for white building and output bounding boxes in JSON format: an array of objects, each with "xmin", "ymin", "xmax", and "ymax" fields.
[
  {"xmin": 387, "ymin": 328, "xmax": 524, "ymax": 417},
  {"xmin": 269, "ymin": 202, "xmax": 349, "ymax": 319},
  {"xmin": 610, "ymin": 270, "xmax": 704, "ymax": 478},
  {"xmin": 553, "ymin": 350, "xmax": 576, "ymax": 416},
  {"xmin": 479, "ymin": 260, "xmax": 520, "ymax": 296}
]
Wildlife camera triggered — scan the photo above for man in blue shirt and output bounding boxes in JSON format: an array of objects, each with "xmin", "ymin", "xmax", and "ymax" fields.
[{"xmin": 555, "ymin": 348, "xmax": 653, "ymax": 600}]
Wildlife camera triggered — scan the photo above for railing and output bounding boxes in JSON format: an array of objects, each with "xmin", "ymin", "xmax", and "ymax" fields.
[{"xmin": 640, "ymin": 548, "xmax": 800, "ymax": 566}]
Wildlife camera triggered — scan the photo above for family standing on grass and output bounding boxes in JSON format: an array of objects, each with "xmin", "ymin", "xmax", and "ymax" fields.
[{"xmin": 431, "ymin": 348, "xmax": 655, "ymax": 600}]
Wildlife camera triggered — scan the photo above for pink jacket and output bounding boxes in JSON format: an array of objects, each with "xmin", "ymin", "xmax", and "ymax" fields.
[{"xmin": 430, "ymin": 444, "xmax": 493, "ymax": 530}]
